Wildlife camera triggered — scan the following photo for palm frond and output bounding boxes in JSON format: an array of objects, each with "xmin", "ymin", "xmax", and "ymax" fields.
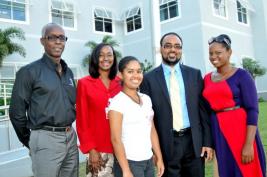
[
  {"xmin": 82, "ymin": 54, "xmax": 91, "ymax": 67},
  {"xmin": 0, "ymin": 27, "xmax": 26, "ymax": 67},
  {"xmin": 3, "ymin": 27, "xmax": 25, "ymax": 41},
  {"xmin": 0, "ymin": 45, "xmax": 9, "ymax": 66},
  {"xmin": 102, "ymin": 35, "xmax": 119, "ymax": 47},
  {"xmin": 7, "ymin": 42, "xmax": 26, "ymax": 57},
  {"xmin": 85, "ymin": 41, "xmax": 97, "ymax": 48}
]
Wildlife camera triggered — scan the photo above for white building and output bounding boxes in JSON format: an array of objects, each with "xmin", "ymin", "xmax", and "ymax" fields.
[{"xmin": 1, "ymin": 0, "xmax": 267, "ymax": 176}]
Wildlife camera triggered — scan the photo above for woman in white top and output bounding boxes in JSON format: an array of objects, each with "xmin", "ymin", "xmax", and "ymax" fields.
[{"xmin": 108, "ymin": 56, "xmax": 164, "ymax": 177}]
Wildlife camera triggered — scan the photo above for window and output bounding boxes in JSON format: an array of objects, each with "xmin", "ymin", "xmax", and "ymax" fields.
[
  {"xmin": 125, "ymin": 7, "xmax": 142, "ymax": 33},
  {"xmin": 213, "ymin": 0, "xmax": 226, "ymax": 17},
  {"xmin": 159, "ymin": 0, "xmax": 179, "ymax": 21},
  {"xmin": 51, "ymin": 0, "xmax": 75, "ymax": 28},
  {"xmin": 94, "ymin": 7, "xmax": 113, "ymax": 33},
  {"xmin": 0, "ymin": 0, "xmax": 28, "ymax": 22},
  {"xmin": 237, "ymin": 0, "xmax": 247, "ymax": 24}
]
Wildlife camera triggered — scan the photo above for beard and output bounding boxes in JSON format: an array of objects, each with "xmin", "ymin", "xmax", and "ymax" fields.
[{"xmin": 162, "ymin": 56, "xmax": 180, "ymax": 66}]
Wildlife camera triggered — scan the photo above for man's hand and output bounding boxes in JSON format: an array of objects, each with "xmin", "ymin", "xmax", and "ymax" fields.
[{"xmin": 201, "ymin": 147, "xmax": 213, "ymax": 162}]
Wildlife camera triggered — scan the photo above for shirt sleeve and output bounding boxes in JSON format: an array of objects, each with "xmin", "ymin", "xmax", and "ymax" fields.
[
  {"xmin": 108, "ymin": 95, "xmax": 124, "ymax": 114},
  {"xmin": 76, "ymin": 79, "xmax": 97, "ymax": 154},
  {"xmin": 239, "ymin": 70, "xmax": 259, "ymax": 125},
  {"xmin": 9, "ymin": 67, "xmax": 32, "ymax": 148}
]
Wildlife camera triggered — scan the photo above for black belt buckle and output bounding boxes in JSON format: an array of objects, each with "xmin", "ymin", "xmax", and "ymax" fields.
[{"xmin": 173, "ymin": 128, "xmax": 190, "ymax": 137}]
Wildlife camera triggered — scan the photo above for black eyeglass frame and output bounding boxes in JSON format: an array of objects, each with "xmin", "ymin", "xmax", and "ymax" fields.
[
  {"xmin": 43, "ymin": 35, "xmax": 68, "ymax": 42},
  {"xmin": 208, "ymin": 36, "xmax": 231, "ymax": 48}
]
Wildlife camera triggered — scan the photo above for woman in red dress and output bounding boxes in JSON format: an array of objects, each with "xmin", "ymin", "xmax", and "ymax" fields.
[
  {"xmin": 203, "ymin": 34, "xmax": 266, "ymax": 177},
  {"xmin": 76, "ymin": 43, "xmax": 121, "ymax": 177}
]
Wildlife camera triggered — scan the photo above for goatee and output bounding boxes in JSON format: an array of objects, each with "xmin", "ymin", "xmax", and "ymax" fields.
[{"xmin": 162, "ymin": 57, "xmax": 180, "ymax": 66}]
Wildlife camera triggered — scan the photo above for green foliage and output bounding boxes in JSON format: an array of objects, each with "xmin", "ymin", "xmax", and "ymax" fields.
[
  {"xmin": 0, "ymin": 27, "xmax": 26, "ymax": 67},
  {"xmin": 241, "ymin": 57, "xmax": 266, "ymax": 79},
  {"xmin": 258, "ymin": 97, "xmax": 266, "ymax": 102},
  {"xmin": 82, "ymin": 35, "xmax": 122, "ymax": 67},
  {"xmin": 140, "ymin": 59, "xmax": 153, "ymax": 73}
]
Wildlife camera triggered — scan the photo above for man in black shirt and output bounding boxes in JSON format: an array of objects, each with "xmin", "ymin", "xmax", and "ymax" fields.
[{"xmin": 9, "ymin": 23, "xmax": 78, "ymax": 177}]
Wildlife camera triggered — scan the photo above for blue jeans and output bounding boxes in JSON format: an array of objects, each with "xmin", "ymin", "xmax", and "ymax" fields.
[{"xmin": 114, "ymin": 157, "xmax": 154, "ymax": 177}]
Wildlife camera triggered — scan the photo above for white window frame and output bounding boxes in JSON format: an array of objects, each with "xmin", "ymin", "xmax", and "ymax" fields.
[
  {"xmin": 212, "ymin": 0, "xmax": 227, "ymax": 19},
  {"xmin": 49, "ymin": 0, "xmax": 77, "ymax": 30},
  {"xmin": 0, "ymin": 0, "xmax": 29, "ymax": 24},
  {"xmin": 236, "ymin": 0, "xmax": 249, "ymax": 25},
  {"xmin": 159, "ymin": 0, "xmax": 181, "ymax": 23},
  {"xmin": 124, "ymin": 6, "xmax": 143, "ymax": 35},
  {"xmin": 93, "ymin": 7, "xmax": 114, "ymax": 35}
]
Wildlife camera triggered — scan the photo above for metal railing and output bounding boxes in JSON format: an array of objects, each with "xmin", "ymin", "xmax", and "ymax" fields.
[
  {"xmin": 0, "ymin": 82, "xmax": 13, "ymax": 121},
  {"xmin": 0, "ymin": 82, "xmax": 13, "ymax": 151}
]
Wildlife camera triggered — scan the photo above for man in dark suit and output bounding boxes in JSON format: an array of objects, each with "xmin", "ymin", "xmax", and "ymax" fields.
[{"xmin": 140, "ymin": 32, "xmax": 213, "ymax": 177}]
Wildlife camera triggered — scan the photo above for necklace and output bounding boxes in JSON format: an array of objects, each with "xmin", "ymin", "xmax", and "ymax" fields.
[
  {"xmin": 212, "ymin": 67, "xmax": 235, "ymax": 82},
  {"xmin": 122, "ymin": 91, "xmax": 142, "ymax": 106}
]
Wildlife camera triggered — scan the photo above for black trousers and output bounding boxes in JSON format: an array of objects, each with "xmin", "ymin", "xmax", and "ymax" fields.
[{"xmin": 163, "ymin": 132, "xmax": 204, "ymax": 177}]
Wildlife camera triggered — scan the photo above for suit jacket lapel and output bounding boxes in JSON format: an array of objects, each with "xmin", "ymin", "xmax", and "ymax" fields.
[
  {"xmin": 155, "ymin": 66, "xmax": 172, "ymax": 107},
  {"xmin": 180, "ymin": 64, "xmax": 191, "ymax": 111}
]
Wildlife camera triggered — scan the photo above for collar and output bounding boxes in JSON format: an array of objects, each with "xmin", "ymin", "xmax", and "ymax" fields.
[
  {"xmin": 161, "ymin": 62, "xmax": 181, "ymax": 76},
  {"xmin": 42, "ymin": 53, "xmax": 68, "ymax": 73}
]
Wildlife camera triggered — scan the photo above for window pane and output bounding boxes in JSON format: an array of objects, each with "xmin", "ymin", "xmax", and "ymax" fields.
[
  {"xmin": 104, "ymin": 21, "xmax": 112, "ymax": 33},
  {"xmin": 168, "ymin": 0, "xmax": 177, "ymax": 6},
  {"xmin": 0, "ymin": 0, "xmax": 11, "ymax": 19},
  {"xmin": 65, "ymin": 3, "xmax": 74, "ymax": 12},
  {"xmin": 63, "ymin": 11, "xmax": 74, "ymax": 27},
  {"xmin": 13, "ymin": 2, "xmax": 25, "ymax": 21},
  {"xmin": 52, "ymin": 0, "xmax": 63, "ymax": 9},
  {"xmin": 134, "ymin": 17, "xmax": 142, "ymax": 30},
  {"xmin": 238, "ymin": 12, "xmax": 242, "ymax": 22},
  {"xmin": 95, "ymin": 20, "xmax": 103, "ymax": 31},
  {"xmin": 127, "ymin": 20, "xmax": 134, "ymax": 32},
  {"xmin": 52, "ymin": 9, "xmax": 62, "ymax": 25},
  {"xmin": 169, "ymin": 4, "xmax": 178, "ymax": 18},
  {"xmin": 160, "ymin": 7, "xmax": 168, "ymax": 21},
  {"xmin": 242, "ymin": 14, "xmax": 247, "ymax": 23}
]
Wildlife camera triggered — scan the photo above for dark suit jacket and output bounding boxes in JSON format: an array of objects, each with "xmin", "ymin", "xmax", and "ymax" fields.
[{"xmin": 140, "ymin": 64, "xmax": 212, "ymax": 161}]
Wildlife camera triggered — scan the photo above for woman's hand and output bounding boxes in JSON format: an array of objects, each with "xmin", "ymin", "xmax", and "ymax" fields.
[
  {"xmin": 155, "ymin": 157, "xmax": 165, "ymax": 177},
  {"xmin": 242, "ymin": 142, "xmax": 254, "ymax": 164},
  {"xmin": 89, "ymin": 149, "xmax": 102, "ymax": 174}
]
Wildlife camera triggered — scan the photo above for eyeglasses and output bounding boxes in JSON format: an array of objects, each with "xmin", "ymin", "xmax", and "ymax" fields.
[
  {"xmin": 208, "ymin": 36, "xmax": 231, "ymax": 47},
  {"xmin": 43, "ymin": 35, "xmax": 68, "ymax": 42},
  {"xmin": 163, "ymin": 43, "xmax": 182, "ymax": 50}
]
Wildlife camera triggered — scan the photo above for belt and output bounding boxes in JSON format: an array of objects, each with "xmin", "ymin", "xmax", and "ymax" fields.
[
  {"xmin": 173, "ymin": 127, "xmax": 191, "ymax": 137},
  {"xmin": 40, "ymin": 125, "xmax": 71, "ymax": 132},
  {"xmin": 216, "ymin": 105, "xmax": 240, "ymax": 113}
]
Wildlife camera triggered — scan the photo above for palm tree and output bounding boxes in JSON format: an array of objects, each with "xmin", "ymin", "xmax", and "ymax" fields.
[
  {"xmin": 241, "ymin": 57, "xmax": 266, "ymax": 79},
  {"xmin": 82, "ymin": 35, "xmax": 122, "ymax": 66},
  {"xmin": 0, "ymin": 27, "xmax": 26, "ymax": 67}
]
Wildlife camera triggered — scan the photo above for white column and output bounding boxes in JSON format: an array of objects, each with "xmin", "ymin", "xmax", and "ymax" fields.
[{"xmin": 150, "ymin": 0, "xmax": 162, "ymax": 67}]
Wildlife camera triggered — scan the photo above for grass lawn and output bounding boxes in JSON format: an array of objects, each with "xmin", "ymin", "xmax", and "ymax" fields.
[{"xmin": 79, "ymin": 102, "xmax": 267, "ymax": 177}]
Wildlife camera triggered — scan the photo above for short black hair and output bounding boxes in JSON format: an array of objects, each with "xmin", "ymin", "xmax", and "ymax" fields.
[
  {"xmin": 160, "ymin": 32, "xmax": 183, "ymax": 47},
  {"xmin": 118, "ymin": 56, "xmax": 140, "ymax": 73},
  {"xmin": 89, "ymin": 43, "xmax": 117, "ymax": 79}
]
